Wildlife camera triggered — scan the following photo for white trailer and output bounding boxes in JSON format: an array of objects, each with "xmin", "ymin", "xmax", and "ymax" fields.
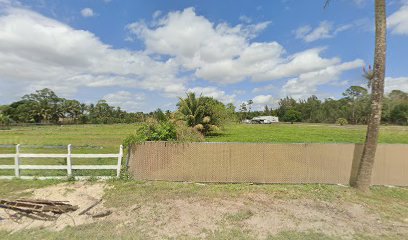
[{"xmin": 251, "ymin": 116, "xmax": 279, "ymax": 124}]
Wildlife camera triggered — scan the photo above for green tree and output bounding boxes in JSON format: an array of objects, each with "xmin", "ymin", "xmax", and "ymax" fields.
[
  {"xmin": 390, "ymin": 103, "xmax": 408, "ymax": 125},
  {"xmin": 283, "ymin": 109, "xmax": 302, "ymax": 123},
  {"xmin": 22, "ymin": 88, "xmax": 63, "ymax": 123},
  {"xmin": 342, "ymin": 86, "xmax": 369, "ymax": 124}
]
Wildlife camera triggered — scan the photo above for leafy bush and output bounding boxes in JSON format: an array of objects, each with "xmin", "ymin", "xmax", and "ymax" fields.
[
  {"xmin": 175, "ymin": 121, "xmax": 204, "ymax": 142},
  {"xmin": 123, "ymin": 118, "xmax": 203, "ymax": 147},
  {"xmin": 336, "ymin": 118, "xmax": 348, "ymax": 126},
  {"xmin": 0, "ymin": 113, "xmax": 10, "ymax": 126},
  {"xmin": 137, "ymin": 119, "xmax": 177, "ymax": 141},
  {"xmin": 390, "ymin": 103, "xmax": 408, "ymax": 125},
  {"xmin": 282, "ymin": 109, "xmax": 302, "ymax": 123}
]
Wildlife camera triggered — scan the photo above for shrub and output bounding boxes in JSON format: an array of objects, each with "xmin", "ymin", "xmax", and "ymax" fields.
[
  {"xmin": 336, "ymin": 118, "xmax": 348, "ymax": 126},
  {"xmin": 123, "ymin": 119, "xmax": 204, "ymax": 146},
  {"xmin": 282, "ymin": 109, "xmax": 302, "ymax": 123},
  {"xmin": 137, "ymin": 119, "xmax": 177, "ymax": 141},
  {"xmin": 175, "ymin": 121, "xmax": 204, "ymax": 142}
]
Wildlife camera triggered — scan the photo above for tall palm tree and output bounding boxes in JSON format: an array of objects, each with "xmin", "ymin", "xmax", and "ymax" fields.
[
  {"xmin": 324, "ymin": 0, "xmax": 387, "ymax": 191},
  {"xmin": 354, "ymin": 0, "xmax": 387, "ymax": 192}
]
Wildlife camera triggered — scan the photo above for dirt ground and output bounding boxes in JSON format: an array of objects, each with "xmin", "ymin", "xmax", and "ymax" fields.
[{"xmin": 1, "ymin": 182, "xmax": 408, "ymax": 239}]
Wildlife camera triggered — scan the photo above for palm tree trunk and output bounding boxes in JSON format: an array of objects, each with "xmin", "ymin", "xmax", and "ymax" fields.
[{"xmin": 354, "ymin": 0, "xmax": 386, "ymax": 192}]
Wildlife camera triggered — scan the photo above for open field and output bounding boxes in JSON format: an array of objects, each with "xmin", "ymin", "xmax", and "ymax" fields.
[
  {"xmin": 1, "ymin": 123, "xmax": 407, "ymax": 178},
  {"xmin": 0, "ymin": 123, "xmax": 407, "ymax": 150},
  {"xmin": 0, "ymin": 124, "xmax": 136, "ymax": 177},
  {"xmin": 0, "ymin": 180, "xmax": 407, "ymax": 239},
  {"xmin": 1, "ymin": 124, "xmax": 407, "ymax": 238},
  {"xmin": 208, "ymin": 123, "xmax": 408, "ymax": 144}
]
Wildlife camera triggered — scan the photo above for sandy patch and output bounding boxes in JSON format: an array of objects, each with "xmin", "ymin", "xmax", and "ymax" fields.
[
  {"xmin": 112, "ymin": 193, "xmax": 408, "ymax": 239},
  {"xmin": 0, "ymin": 182, "xmax": 109, "ymax": 233},
  {"xmin": 1, "ymin": 184, "xmax": 407, "ymax": 239}
]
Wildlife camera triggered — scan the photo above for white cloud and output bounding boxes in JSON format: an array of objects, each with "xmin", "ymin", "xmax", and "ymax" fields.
[
  {"xmin": 128, "ymin": 8, "xmax": 359, "ymax": 86},
  {"xmin": 187, "ymin": 86, "xmax": 235, "ymax": 103},
  {"xmin": 239, "ymin": 15, "xmax": 252, "ymax": 23},
  {"xmin": 0, "ymin": 7, "xmax": 183, "ymax": 98},
  {"xmin": 0, "ymin": 6, "xmax": 365, "ymax": 109},
  {"xmin": 282, "ymin": 59, "xmax": 364, "ymax": 99},
  {"xmin": 152, "ymin": 10, "xmax": 162, "ymax": 19},
  {"xmin": 252, "ymin": 84, "xmax": 275, "ymax": 93},
  {"xmin": 295, "ymin": 21, "xmax": 333, "ymax": 42},
  {"xmin": 250, "ymin": 94, "xmax": 277, "ymax": 110},
  {"xmin": 81, "ymin": 8, "xmax": 94, "ymax": 17},
  {"xmin": 103, "ymin": 91, "xmax": 145, "ymax": 112},
  {"xmin": 353, "ymin": 0, "xmax": 367, "ymax": 7},
  {"xmin": 252, "ymin": 94, "xmax": 275, "ymax": 105},
  {"xmin": 385, "ymin": 77, "xmax": 408, "ymax": 93},
  {"xmin": 294, "ymin": 21, "xmax": 354, "ymax": 42},
  {"xmin": 388, "ymin": 3, "xmax": 408, "ymax": 35}
]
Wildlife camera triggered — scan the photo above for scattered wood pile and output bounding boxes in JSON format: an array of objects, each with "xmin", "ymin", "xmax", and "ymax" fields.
[
  {"xmin": 0, "ymin": 198, "xmax": 111, "ymax": 222},
  {"xmin": 0, "ymin": 199, "xmax": 78, "ymax": 221}
]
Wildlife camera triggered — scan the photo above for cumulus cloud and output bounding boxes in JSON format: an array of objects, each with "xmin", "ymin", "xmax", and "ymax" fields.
[
  {"xmin": 81, "ymin": 8, "xmax": 94, "ymax": 17},
  {"xmin": 282, "ymin": 59, "xmax": 364, "ymax": 99},
  {"xmin": 103, "ymin": 91, "xmax": 145, "ymax": 112},
  {"xmin": 252, "ymin": 94, "xmax": 275, "ymax": 105},
  {"xmin": 187, "ymin": 86, "xmax": 235, "ymax": 103},
  {"xmin": 388, "ymin": 2, "xmax": 408, "ymax": 35},
  {"xmin": 294, "ymin": 21, "xmax": 333, "ymax": 42},
  {"xmin": 127, "ymin": 8, "xmax": 357, "ymax": 85},
  {"xmin": 250, "ymin": 94, "xmax": 277, "ymax": 110},
  {"xmin": 0, "ymin": 5, "xmax": 365, "ymax": 109},
  {"xmin": 252, "ymin": 84, "xmax": 275, "ymax": 93},
  {"xmin": 294, "ymin": 21, "xmax": 353, "ymax": 42},
  {"xmin": 385, "ymin": 77, "xmax": 408, "ymax": 93},
  {"xmin": 0, "ymin": 7, "xmax": 183, "ymax": 98}
]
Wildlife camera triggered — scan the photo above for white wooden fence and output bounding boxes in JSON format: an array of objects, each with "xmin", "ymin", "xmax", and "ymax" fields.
[{"xmin": 0, "ymin": 144, "xmax": 123, "ymax": 180}]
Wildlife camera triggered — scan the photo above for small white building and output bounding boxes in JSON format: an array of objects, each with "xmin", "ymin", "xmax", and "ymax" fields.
[{"xmin": 251, "ymin": 116, "xmax": 279, "ymax": 124}]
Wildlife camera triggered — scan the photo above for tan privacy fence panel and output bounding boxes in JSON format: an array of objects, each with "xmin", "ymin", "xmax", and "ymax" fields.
[{"xmin": 128, "ymin": 142, "xmax": 408, "ymax": 186}]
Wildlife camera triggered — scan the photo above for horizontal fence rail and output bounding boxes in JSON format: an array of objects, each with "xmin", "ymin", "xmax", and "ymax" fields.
[{"xmin": 0, "ymin": 144, "xmax": 123, "ymax": 180}]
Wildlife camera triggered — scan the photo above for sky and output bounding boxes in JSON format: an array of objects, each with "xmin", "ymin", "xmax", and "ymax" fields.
[{"xmin": 0, "ymin": 0, "xmax": 408, "ymax": 112}]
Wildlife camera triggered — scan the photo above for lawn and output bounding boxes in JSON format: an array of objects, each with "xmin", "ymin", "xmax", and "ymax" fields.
[
  {"xmin": 0, "ymin": 123, "xmax": 407, "ymax": 177},
  {"xmin": 208, "ymin": 123, "xmax": 408, "ymax": 144},
  {"xmin": 0, "ymin": 124, "xmax": 139, "ymax": 177},
  {"xmin": 1, "ymin": 123, "xmax": 407, "ymax": 151}
]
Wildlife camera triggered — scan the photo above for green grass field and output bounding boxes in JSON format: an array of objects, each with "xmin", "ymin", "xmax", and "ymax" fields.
[
  {"xmin": 0, "ymin": 124, "xmax": 139, "ymax": 177},
  {"xmin": 0, "ymin": 123, "xmax": 407, "ymax": 150},
  {"xmin": 0, "ymin": 123, "xmax": 407, "ymax": 177},
  {"xmin": 1, "ymin": 124, "xmax": 407, "ymax": 239},
  {"xmin": 209, "ymin": 123, "xmax": 408, "ymax": 144}
]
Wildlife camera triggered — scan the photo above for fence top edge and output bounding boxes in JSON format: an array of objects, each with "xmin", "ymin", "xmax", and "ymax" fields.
[{"xmin": 134, "ymin": 141, "xmax": 408, "ymax": 146}]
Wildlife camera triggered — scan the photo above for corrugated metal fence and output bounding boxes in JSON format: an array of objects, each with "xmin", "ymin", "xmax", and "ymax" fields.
[{"xmin": 128, "ymin": 142, "xmax": 408, "ymax": 186}]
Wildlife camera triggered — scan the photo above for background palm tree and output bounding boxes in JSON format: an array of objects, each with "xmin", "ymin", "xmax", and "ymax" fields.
[{"xmin": 177, "ymin": 92, "xmax": 205, "ymax": 128}]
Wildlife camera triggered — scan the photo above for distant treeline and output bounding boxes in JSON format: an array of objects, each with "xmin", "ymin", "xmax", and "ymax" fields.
[
  {"xmin": 0, "ymin": 86, "xmax": 407, "ymax": 126},
  {"xmin": 0, "ymin": 88, "xmax": 149, "ymax": 125},
  {"xmin": 239, "ymin": 86, "xmax": 408, "ymax": 125}
]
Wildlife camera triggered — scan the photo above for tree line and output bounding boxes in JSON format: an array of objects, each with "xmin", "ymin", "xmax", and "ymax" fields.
[
  {"xmin": 0, "ymin": 88, "xmax": 147, "ymax": 125},
  {"xmin": 0, "ymin": 86, "xmax": 407, "ymax": 126},
  {"xmin": 239, "ymin": 86, "xmax": 408, "ymax": 125}
]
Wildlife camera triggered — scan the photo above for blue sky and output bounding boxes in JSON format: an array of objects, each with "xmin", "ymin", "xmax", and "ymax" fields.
[{"xmin": 0, "ymin": 0, "xmax": 407, "ymax": 112}]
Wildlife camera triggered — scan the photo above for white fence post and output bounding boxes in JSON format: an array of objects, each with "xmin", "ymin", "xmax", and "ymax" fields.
[
  {"xmin": 116, "ymin": 145, "xmax": 123, "ymax": 177},
  {"xmin": 67, "ymin": 144, "xmax": 72, "ymax": 176},
  {"xmin": 14, "ymin": 144, "xmax": 20, "ymax": 177}
]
